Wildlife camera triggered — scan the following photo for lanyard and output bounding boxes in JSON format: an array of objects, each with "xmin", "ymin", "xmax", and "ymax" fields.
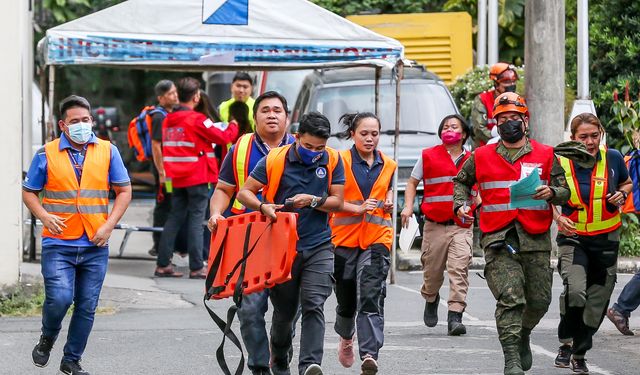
[{"xmin": 67, "ymin": 149, "xmax": 83, "ymax": 183}]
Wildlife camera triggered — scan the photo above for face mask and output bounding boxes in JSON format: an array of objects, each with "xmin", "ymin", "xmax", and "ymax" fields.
[
  {"xmin": 503, "ymin": 84, "xmax": 517, "ymax": 93},
  {"xmin": 498, "ymin": 120, "xmax": 525, "ymax": 143},
  {"xmin": 67, "ymin": 121, "xmax": 93, "ymax": 144},
  {"xmin": 297, "ymin": 143, "xmax": 323, "ymax": 165},
  {"xmin": 441, "ymin": 131, "xmax": 463, "ymax": 145}
]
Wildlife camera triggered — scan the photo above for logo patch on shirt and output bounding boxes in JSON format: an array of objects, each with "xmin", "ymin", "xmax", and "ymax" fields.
[{"xmin": 315, "ymin": 167, "xmax": 327, "ymax": 179}]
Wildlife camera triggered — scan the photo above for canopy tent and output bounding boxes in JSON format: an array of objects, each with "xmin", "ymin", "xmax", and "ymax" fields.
[{"xmin": 38, "ymin": 0, "xmax": 403, "ymax": 69}]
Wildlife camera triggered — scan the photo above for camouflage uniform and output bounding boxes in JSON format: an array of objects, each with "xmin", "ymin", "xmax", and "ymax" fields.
[
  {"xmin": 453, "ymin": 139, "xmax": 570, "ymax": 374},
  {"xmin": 470, "ymin": 94, "xmax": 493, "ymax": 147}
]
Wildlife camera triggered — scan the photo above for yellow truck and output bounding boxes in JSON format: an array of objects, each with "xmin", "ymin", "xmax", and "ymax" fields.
[{"xmin": 347, "ymin": 12, "xmax": 472, "ymax": 84}]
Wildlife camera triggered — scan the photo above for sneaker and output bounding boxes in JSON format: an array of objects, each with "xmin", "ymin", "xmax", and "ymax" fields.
[
  {"xmin": 361, "ymin": 355, "xmax": 378, "ymax": 375},
  {"xmin": 60, "ymin": 360, "xmax": 90, "ymax": 375},
  {"xmin": 423, "ymin": 294, "xmax": 439, "ymax": 327},
  {"xmin": 554, "ymin": 344, "xmax": 572, "ymax": 368},
  {"xmin": 303, "ymin": 363, "xmax": 323, "ymax": 375},
  {"xmin": 570, "ymin": 356, "xmax": 589, "ymax": 374},
  {"xmin": 338, "ymin": 336, "xmax": 355, "ymax": 368},
  {"xmin": 31, "ymin": 335, "xmax": 55, "ymax": 367},
  {"xmin": 607, "ymin": 307, "xmax": 634, "ymax": 335},
  {"xmin": 251, "ymin": 367, "xmax": 271, "ymax": 375}
]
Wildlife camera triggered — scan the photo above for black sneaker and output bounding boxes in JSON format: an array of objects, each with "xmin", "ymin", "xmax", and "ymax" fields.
[
  {"xmin": 31, "ymin": 335, "xmax": 55, "ymax": 367},
  {"xmin": 571, "ymin": 356, "xmax": 589, "ymax": 374},
  {"xmin": 423, "ymin": 294, "xmax": 439, "ymax": 327},
  {"xmin": 60, "ymin": 360, "xmax": 90, "ymax": 375},
  {"xmin": 554, "ymin": 344, "xmax": 572, "ymax": 368}
]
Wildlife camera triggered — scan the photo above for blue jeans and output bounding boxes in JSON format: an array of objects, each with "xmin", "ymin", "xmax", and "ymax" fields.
[
  {"xmin": 238, "ymin": 290, "xmax": 270, "ymax": 371},
  {"xmin": 614, "ymin": 270, "xmax": 640, "ymax": 317},
  {"xmin": 40, "ymin": 245, "xmax": 109, "ymax": 362}
]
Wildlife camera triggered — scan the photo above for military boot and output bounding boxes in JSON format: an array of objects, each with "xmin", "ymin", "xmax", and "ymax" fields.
[
  {"xmin": 519, "ymin": 328, "xmax": 532, "ymax": 371},
  {"xmin": 447, "ymin": 311, "xmax": 467, "ymax": 336},
  {"xmin": 502, "ymin": 344, "xmax": 524, "ymax": 375},
  {"xmin": 423, "ymin": 294, "xmax": 439, "ymax": 327}
]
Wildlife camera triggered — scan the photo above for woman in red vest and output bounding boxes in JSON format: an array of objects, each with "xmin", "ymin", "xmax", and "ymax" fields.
[
  {"xmin": 552, "ymin": 113, "xmax": 632, "ymax": 373},
  {"xmin": 401, "ymin": 114, "xmax": 476, "ymax": 336},
  {"xmin": 330, "ymin": 112, "xmax": 396, "ymax": 375}
]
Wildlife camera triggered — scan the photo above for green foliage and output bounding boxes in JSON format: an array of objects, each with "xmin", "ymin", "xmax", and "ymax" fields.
[
  {"xmin": 447, "ymin": 65, "xmax": 524, "ymax": 119},
  {"xmin": 43, "ymin": 0, "xmax": 92, "ymax": 23},
  {"xmin": 607, "ymin": 87, "xmax": 640, "ymax": 154},
  {"xmin": 443, "ymin": 0, "xmax": 525, "ymax": 64},
  {"xmin": 0, "ymin": 283, "xmax": 45, "ymax": 317},
  {"xmin": 620, "ymin": 213, "xmax": 640, "ymax": 257},
  {"xmin": 309, "ymin": 0, "xmax": 447, "ymax": 16}
]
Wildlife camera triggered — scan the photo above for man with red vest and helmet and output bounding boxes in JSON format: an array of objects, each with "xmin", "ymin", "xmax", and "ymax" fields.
[
  {"xmin": 154, "ymin": 77, "xmax": 238, "ymax": 278},
  {"xmin": 401, "ymin": 114, "xmax": 476, "ymax": 336},
  {"xmin": 207, "ymin": 91, "xmax": 294, "ymax": 375},
  {"xmin": 453, "ymin": 92, "xmax": 570, "ymax": 375},
  {"xmin": 23, "ymin": 95, "xmax": 132, "ymax": 375},
  {"xmin": 552, "ymin": 113, "xmax": 632, "ymax": 374},
  {"xmin": 238, "ymin": 112, "xmax": 345, "ymax": 375},
  {"xmin": 471, "ymin": 63, "xmax": 519, "ymax": 148}
]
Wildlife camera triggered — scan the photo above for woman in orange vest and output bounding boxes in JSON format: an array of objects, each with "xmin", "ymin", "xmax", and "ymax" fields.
[
  {"xmin": 330, "ymin": 112, "xmax": 396, "ymax": 375},
  {"xmin": 401, "ymin": 114, "xmax": 476, "ymax": 336},
  {"xmin": 552, "ymin": 113, "xmax": 632, "ymax": 373}
]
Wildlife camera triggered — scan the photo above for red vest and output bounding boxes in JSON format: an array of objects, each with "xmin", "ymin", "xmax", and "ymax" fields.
[
  {"xmin": 474, "ymin": 140, "xmax": 554, "ymax": 234},
  {"xmin": 478, "ymin": 90, "xmax": 497, "ymax": 147},
  {"xmin": 420, "ymin": 144, "xmax": 474, "ymax": 228},
  {"xmin": 162, "ymin": 110, "xmax": 218, "ymax": 188}
]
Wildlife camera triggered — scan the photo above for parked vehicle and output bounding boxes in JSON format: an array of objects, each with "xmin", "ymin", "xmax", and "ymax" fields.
[{"xmin": 291, "ymin": 66, "xmax": 460, "ymax": 201}]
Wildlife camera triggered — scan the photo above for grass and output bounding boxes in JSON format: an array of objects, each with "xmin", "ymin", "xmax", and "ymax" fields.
[{"xmin": 0, "ymin": 282, "xmax": 117, "ymax": 317}]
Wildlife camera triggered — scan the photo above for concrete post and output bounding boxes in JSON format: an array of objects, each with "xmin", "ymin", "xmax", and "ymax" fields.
[
  {"xmin": 524, "ymin": 0, "xmax": 565, "ymax": 146},
  {"xmin": 0, "ymin": 0, "xmax": 25, "ymax": 289},
  {"xmin": 476, "ymin": 0, "xmax": 487, "ymax": 66},
  {"xmin": 487, "ymin": 0, "xmax": 499, "ymax": 65}
]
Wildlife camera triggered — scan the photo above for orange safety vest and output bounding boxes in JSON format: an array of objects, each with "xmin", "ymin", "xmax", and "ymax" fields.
[
  {"xmin": 330, "ymin": 149, "xmax": 396, "ymax": 250},
  {"xmin": 420, "ymin": 144, "xmax": 475, "ymax": 228},
  {"xmin": 474, "ymin": 140, "xmax": 554, "ymax": 234},
  {"xmin": 263, "ymin": 144, "xmax": 340, "ymax": 204},
  {"xmin": 559, "ymin": 145, "xmax": 621, "ymax": 235},
  {"xmin": 42, "ymin": 138, "xmax": 111, "ymax": 240},
  {"xmin": 478, "ymin": 90, "xmax": 497, "ymax": 147}
]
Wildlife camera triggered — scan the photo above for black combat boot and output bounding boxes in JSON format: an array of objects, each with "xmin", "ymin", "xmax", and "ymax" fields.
[
  {"xmin": 447, "ymin": 311, "xmax": 467, "ymax": 336},
  {"xmin": 423, "ymin": 294, "xmax": 439, "ymax": 327},
  {"xmin": 502, "ymin": 343, "xmax": 524, "ymax": 375},
  {"xmin": 519, "ymin": 328, "xmax": 532, "ymax": 371}
]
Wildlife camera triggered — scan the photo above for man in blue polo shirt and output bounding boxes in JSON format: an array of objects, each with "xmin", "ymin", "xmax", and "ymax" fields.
[
  {"xmin": 207, "ymin": 91, "xmax": 294, "ymax": 375},
  {"xmin": 23, "ymin": 95, "xmax": 131, "ymax": 375},
  {"xmin": 237, "ymin": 112, "xmax": 345, "ymax": 375}
]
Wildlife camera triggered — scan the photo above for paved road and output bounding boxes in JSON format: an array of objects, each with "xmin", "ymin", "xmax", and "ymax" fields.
[{"xmin": 3, "ymin": 200, "xmax": 638, "ymax": 374}]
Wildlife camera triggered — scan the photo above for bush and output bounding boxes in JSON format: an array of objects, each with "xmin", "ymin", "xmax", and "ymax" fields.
[
  {"xmin": 0, "ymin": 283, "xmax": 45, "ymax": 317},
  {"xmin": 620, "ymin": 213, "xmax": 640, "ymax": 257}
]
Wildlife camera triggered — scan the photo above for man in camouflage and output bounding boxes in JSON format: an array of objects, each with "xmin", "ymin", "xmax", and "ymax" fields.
[{"xmin": 453, "ymin": 92, "xmax": 570, "ymax": 375}]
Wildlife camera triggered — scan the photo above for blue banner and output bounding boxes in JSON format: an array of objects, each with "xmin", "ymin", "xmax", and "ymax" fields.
[{"xmin": 46, "ymin": 34, "xmax": 402, "ymax": 65}]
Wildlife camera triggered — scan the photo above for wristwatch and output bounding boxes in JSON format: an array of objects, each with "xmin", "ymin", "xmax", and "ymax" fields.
[{"xmin": 310, "ymin": 196, "xmax": 319, "ymax": 208}]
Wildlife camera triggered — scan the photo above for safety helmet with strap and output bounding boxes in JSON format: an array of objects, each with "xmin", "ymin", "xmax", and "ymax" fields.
[
  {"xmin": 489, "ymin": 62, "xmax": 519, "ymax": 83},
  {"xmin": 493, "ymin": 92, "xmax": 529, "ymax": 119}
]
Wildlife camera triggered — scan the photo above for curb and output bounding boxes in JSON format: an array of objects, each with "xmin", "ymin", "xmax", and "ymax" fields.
[{"xmin": 396, "ymin": 251, "xmax": 640, "ymax": 274}]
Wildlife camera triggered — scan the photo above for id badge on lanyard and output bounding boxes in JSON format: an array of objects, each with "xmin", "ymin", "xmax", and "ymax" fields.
[{"xmin": 67, "ymin": 150, "xmax": 83, "ymax": 183}]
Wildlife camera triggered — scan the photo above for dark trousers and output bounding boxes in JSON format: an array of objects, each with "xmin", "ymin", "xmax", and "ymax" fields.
[
  {"xmin": 238, "ymin": 290, "xmax": 271, "ymax": 371},
  {"xmin": 557, "ymin": 234, "xmax": 619, "ymax": 357},
  {"xmin": 41, "ymin": 245, "xmax": 109, "ymax": 362},
  {"xmin": 270, "ymin": 242, "xmax": 334, "ymax": 375},
  {"xmin": 151, "ymin": 166, "xmax": 188, "ymax": 253},
  {"xmin": 613, "ymin": 270, "xmax": 640, "ymax": 317},
  {"xmin": 334, "ymin": 245, "xmax": 390, "ymax": 360},
  {"xmin": 157, "ymin": 183, "xmax": 208, "ymax": 271}
]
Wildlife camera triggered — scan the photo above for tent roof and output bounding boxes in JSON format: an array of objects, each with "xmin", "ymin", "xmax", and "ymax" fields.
[{"xmin": 41, "ymin": 0, "xmax": 403, "ymax": 70}]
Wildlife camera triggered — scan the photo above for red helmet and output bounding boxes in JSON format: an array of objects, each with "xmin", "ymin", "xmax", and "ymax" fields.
[
  {"xmin": 489, "ymin": 63, "xmax": 519, "ymax": 82},
  {"xmin": 493, "ymin": 92, "xmax": 528, "ymax": 119}
]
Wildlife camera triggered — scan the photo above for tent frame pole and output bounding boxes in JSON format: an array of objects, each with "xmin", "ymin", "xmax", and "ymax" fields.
[
  {"xmin": 374, "ymin": 66, "xmax": 381, "ymax": 116},
  {"xmin": 46, "ymin": 65, "xmax": 55, "ymax": 142},
  {"xmin": 390, "ymin": 61, "xmax": 404, "ymax": 285}
]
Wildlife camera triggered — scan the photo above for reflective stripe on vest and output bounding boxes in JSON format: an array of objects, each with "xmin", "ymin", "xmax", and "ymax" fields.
[
  {"xmin": 559, "ymin": 146, "xmax": 621, "ymax": 235},
  {"xmin": 231, "ymin": 134, "xmax": 254, "ymax": 213},
  {"xmin": 163, "ymin": 141, "xmax": 195, "ymax": 147},
  {"xmin": 423, "ymin": 195, "xmax": 453, "ymax": 203},
  {"xmin": 424, "ymin": 176, "xmax": 455, "ymax": 185},
  {"xmin": 332, "ymin": 213, "xmax": 393, "ymax": 227},
  {"xmin": 42, "ymin": 138, "xmax": 110, "ymax": 240},
  {"xmin": 163, "ymin": 156, "xmax": 199, "ymax": 162}
]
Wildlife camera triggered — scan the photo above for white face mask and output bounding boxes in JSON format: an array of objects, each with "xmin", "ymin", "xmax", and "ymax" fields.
[{"xmin": 67, "ymin": 121, "xmax": 93, "ymax": 144}]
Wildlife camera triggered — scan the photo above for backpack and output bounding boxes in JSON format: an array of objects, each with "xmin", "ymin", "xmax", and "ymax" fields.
[
  {"xmin": 622, "ymin": 150, "xmax": 640, "ymax": 213},
  {"xmin": 127, "ymin": 106, "xmax": 167, "ymax": 162}
]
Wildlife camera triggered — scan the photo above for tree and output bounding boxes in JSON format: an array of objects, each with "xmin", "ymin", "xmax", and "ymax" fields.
[{"xmin": 309, "ymin": 0, "xmax": 447, "ymax": 16}]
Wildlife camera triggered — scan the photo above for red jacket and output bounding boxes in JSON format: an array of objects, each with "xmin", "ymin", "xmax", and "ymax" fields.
[
  {"xmin": 420, "ymin": 144, "xmax": 475, "ymax": 228},
  {"xmin": 162, "ymin": 107, "xmax": 238, "ymax": 188},
  {"xmin": 474, "ymin": 140, "xmax": 554, "ymax": 234}
]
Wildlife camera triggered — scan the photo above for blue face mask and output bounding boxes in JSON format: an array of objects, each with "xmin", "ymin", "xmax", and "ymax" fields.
[
  {"xmin": 67, "ymin": 121, "xmax": 93, "ymax": 144},
  {"xmin": 297, "ymin": 143, "xmax": 323, "ymax": 165}
]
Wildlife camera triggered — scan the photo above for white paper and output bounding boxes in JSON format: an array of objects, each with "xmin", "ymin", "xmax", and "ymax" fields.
[{"xmin": 399, "ymin": 215, "xmax": 420, "ymax": 252}]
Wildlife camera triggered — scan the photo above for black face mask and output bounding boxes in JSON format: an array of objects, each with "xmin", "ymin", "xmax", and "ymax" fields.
[
  {"xmin": 503, "ymin": 84, "xmax": 517, "ymax": 93},
  {"xmin": 498, "ymin": 120, "xmax": 525, "ymax": 143}
]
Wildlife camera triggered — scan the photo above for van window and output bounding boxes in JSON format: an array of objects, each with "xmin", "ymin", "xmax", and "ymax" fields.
[{"xmin": 310, "ymin": 82, "xmax": 456, "ymax": 135}]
